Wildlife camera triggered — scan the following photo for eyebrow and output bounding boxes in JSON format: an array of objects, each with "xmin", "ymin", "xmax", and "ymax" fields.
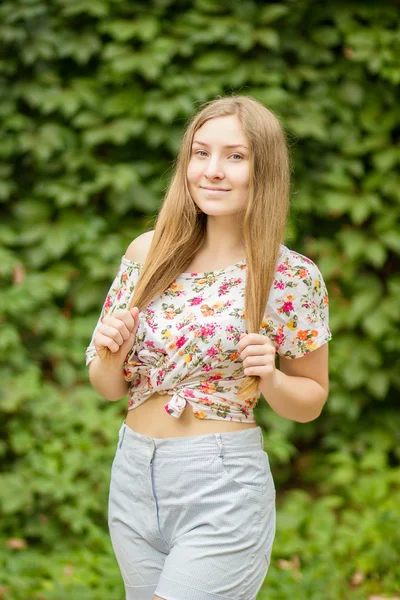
[{"xmin": 192, "ymin": 140, "xmax": 248, "ymax": 150}]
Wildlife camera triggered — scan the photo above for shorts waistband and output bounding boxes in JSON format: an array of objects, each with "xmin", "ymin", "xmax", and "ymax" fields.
[{"xmin": 117, "ymin": 420, "xmax": 265, "ymax": 457}]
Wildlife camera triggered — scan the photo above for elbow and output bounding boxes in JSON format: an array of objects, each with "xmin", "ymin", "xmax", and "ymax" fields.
[
  {"xmin": 103, "ymin": 393, "xmax": 126, "ymax": 402},
  {"xmin": 296, "ymin": 409, "xmax": 322, "ymax": 423},
  {"xmin": 93, "ymin": 388, "xmax": 127, "ymax": 402},
  {"xmin": 296, "ymin": 391, "xmax": 329, "ymax": 423}
]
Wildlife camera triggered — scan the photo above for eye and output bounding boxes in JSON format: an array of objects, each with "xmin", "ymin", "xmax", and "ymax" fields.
[
  {"xmin": 194, "ymin": 150, "xmax": 208, "ymax": 158},
  {"xmin": 230, "ymin": 153, "xmax": 243, "ymax": 160}
]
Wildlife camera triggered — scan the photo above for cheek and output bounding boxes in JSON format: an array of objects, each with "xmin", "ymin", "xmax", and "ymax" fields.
[
  {"xmin": 187, "ymin": 160, "xmax": 201, "ymax": 184},
  {"xmin": 233, "ymin": 165, "xmax": 250, "ymax": 190}
]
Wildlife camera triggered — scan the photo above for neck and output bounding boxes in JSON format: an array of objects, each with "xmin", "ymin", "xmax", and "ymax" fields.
[{"xmin": 201, "ymin": 215, "xmax": 246, "ymax": 257}]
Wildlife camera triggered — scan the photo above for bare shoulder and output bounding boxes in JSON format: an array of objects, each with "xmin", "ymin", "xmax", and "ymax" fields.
[{"xmin": 125, "ymin": 230, "xmax": 155, "ymax": 264}]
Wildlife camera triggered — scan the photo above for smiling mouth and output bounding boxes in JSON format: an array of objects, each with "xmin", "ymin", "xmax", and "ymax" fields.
[{"xmin": 201, "ymin": 187, "xmax": 231, "ymax": 192}]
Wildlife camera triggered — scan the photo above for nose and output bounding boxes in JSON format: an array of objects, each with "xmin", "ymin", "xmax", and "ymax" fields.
[{"xmin": 203, "ymin": 155, "xmax": 225, "ymax": 180}]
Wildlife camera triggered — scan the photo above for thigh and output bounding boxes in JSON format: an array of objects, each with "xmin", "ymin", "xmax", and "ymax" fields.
[
  {"xmin": 108, "ymin": 519, "xmax": 164, "ymax": 600},
  {"xmin": 108, "ymin": 430, "xmax": 168, "ymax": 600},
  {"xmin": 154, "ymin": 450, "xmax": 276, "ymax": 600}
]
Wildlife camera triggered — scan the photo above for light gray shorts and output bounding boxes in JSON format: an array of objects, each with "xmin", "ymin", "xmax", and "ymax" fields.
[{"xmin": 108, "ymin": 421, "xmax": 276, "ymax": 600}]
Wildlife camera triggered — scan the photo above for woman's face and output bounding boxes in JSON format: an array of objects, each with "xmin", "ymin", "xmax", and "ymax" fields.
[{"xmin": 187, "ymin": 115, "xmax": 250, "ymax": 217}]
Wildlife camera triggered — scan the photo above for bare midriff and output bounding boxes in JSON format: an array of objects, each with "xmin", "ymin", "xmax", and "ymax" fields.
[{"xmin": 124, "ymin": 391, "xmax": 257, "ymax": 438}]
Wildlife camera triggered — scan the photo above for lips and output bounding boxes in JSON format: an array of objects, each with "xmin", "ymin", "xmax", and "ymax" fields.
[{"xmin": 201, "ymin": 187, "xmax": 230, "ymax": 191}]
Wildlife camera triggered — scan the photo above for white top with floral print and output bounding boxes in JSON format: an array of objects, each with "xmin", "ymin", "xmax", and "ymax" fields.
[{"xmin": 85, "ymin": 244, "xmax": 332, "ymax": 423}]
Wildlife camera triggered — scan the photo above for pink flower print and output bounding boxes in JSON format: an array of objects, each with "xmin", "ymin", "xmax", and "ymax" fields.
[
  {"xmin": 202, "ymin": 364, "xmax": 213, "ymax": 371},
  {"xmin": 206, "ymin": 346, "xmax": 218, "ymax": 358},
  {"xmin": 200, "ymin": 398, "xmax": 213, "ymax": 405},
  {"xmin": 184, "ymin": 389, "xmax": 195, "ymax": 398},
  {"xmin": 209, "ymin": 374, "xmax": 223, "ymax": 382},
  {"xmin": 200, "ymin": 324, "xmax": 216, "ymax": 337},
  {"xmin": 201, "ymin": 381, "xmax": 216, "ymax": 394},
  {"xmin": 104, "ymin": 295, "xmax": 112, "ymax": 313},
  {"xmin": 273, "ymin": 327, "xmax": 285, "ymax": 347},
  {"xmin": 274, "ymin": 280, "xmax": 285, "ymax": 290},
  {"xmin": 219, "ymin": 284, "xmax": 230, "ymax": 296},
  {"xmin": 190, "ymin": 297, "xmax": 203, "ymax": 306},
  {"xmin": 226, "ymin": 325, "xmax": 236, "ymax": 340},
  {"xmin": 283, "ymin": 301, "xmax": 294, "ymax": 313},
  {"xmin": 176, "ymin": 336, "xmax": 186, "ymax": 349},
  {"xmin": 277, "ymin": 263, "xmax": 287, "ymax": 273}
]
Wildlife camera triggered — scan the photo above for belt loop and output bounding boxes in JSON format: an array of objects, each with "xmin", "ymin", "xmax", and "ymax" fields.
[
  {"xmin": 119, "ymin": 424, "xmax": 126, "ymax": 449},
  {"xmin": 215, "ymin": 433, "xmax": 224, "ymax": 458}
]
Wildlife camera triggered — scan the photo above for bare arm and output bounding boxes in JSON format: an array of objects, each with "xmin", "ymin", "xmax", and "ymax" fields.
[
  {"xmin": 89, "ymin": 354, "xmax": 129, "ymax": 401},
  {"xmin": 259, "ymin": 343, "xmax": 329, "ymax": 422},
  {"xmin": 87, "ymin": 231, "xmax": 154, "ymax": 401}
]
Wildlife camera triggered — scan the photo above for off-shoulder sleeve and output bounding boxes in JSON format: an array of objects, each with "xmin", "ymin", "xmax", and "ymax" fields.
[
  {"xmin": 260, "ymin": 250, "xmax": 332, "ymax": 359},
  {"xmin": 85, "ymin": 256, "xmax": 142, "ymax": 367}
]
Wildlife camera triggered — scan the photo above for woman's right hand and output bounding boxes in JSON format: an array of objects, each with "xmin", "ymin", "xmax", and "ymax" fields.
[{"xmin": 94, "ymin": 307, "xmax": 140, "ymax": 362}]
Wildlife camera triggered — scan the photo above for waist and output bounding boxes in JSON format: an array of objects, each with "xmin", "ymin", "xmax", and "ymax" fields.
[
  {"xmin": 119, "ymin": 417, "xmax": 264, "ymax": 454},
  {"xmin": 125, "ymin": 391, "xmax": 258, "ymax": 438}
]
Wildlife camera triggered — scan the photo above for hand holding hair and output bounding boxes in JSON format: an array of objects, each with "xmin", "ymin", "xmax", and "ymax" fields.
[
  {"xmin": 237, "ymin": 332, "xmax": 277, "ymax": 385},
  {"xmin": 94, "ymin": 307, "xmax": 140, "ymax": 362}
]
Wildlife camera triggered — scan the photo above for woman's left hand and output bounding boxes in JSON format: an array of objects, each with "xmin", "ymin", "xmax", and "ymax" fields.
[{"xmin": 238, "ymin": 333, "xmax": 277, "ymax": 383}]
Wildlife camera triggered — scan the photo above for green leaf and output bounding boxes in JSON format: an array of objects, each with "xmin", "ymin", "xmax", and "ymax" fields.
[
  {"xmin": 259, "ymin": 4, "xmax": 289, "ymax": 23},
  {"xmin": 366, "ymin": 371, "xmax": 390, "ymax": 400},
  {"xmin": 372, "ymin": 147, "xmax": 399, "ymax": 172},
  {"xmin": 380, "ymin": 230, "xmax": 400, "ymax": 253},
  {"xmin": 254, "ymin": 28, "xmax": 280, "ymax": 50},
  {"xmin": 337, "ymin": 81, "xmax": 364, "ymax": 106},
  {"xmin": 311, "ymin": 27, "xmax": 340, "ymax": 48},
  {"xmin": 194, "ymin": 51, "xmax": 238, "ymax": 72},
  {"xmin": 364, "ymin": 240, "xmax": 387, "ymax": 267}
]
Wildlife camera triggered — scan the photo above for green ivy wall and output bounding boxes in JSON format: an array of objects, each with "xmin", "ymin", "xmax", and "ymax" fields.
[{"xmin": 0, "ymin": 1, "xmax": 399, "ymax": 598}]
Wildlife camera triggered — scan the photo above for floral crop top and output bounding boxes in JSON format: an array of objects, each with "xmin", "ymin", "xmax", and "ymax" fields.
[{"xmin": 85, "ymin": 244, "xmax": 332, "ymax": 423}]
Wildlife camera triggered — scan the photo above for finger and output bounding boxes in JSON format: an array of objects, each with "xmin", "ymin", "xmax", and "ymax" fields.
[
  {"xmin": 243, "ymin": 354, "xmax": 275, "ymax": 367},
  {"xmin": 95, "ymin": 332, "xmax": 120, "ymax": 353},
  {"xmin": 241, "ymin": 343, "xmax": 276, "ymax": 360},
  {"xmin": 244, "ymin": 367, "xmax": 268, "ymax": 377},
  {"xmin": 238, "ymin": 333, "xmax": 269, "ymax": 352},
  {"xmin": 244, "ymin": 364, "xmax": 275, "ymax": 377},
  {"xmin": 107, "ymin": 316, "xmax": 134, "ymax": 341},
  {"xmin": 110, "ymin": 309, "xmax": 137, "ymax": 333},
  {"xmin": 98, "ymin": 323, "xmax": 125, "ymax": 346},
  {"xmin": 244, "ymin": 344, "xmax": 275, "ymax": 356}
]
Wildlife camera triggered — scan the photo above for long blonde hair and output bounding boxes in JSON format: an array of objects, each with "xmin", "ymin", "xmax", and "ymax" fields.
[{"xmin": 106, "ymin": 95, "xmax": 291, "ymax": 401}]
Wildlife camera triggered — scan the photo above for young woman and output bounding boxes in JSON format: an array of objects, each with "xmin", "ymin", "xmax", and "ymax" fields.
[{"xmin": 86, "ymin": 95, "xmax": 332, "ymax": 600}]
